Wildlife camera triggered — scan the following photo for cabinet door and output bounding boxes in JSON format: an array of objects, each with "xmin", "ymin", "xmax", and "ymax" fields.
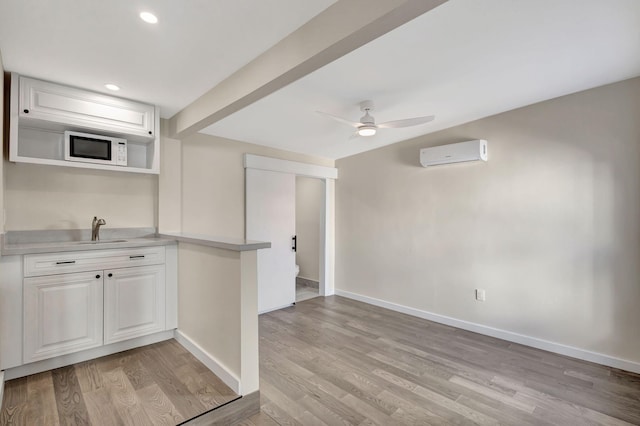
[
  {"xmin": 24, "ymin": 271, "xmax": 104, "ymax": 363},
  {"xmin": 104, "ymin": 265, "xmax": 165, "ymax": 344},
  {"xmin": 19, "ymin": 76, "xmax": 155, "ymax": 138}
]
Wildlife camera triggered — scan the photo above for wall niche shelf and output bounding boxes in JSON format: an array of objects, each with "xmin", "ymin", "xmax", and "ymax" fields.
[{"xmin": 7, "ymin": 73, "xmax": 160, "ymax": 175}]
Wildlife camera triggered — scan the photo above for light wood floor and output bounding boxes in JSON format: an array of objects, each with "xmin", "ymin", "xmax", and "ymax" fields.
[
  {"xmin": 0, "ymin": 339, "xmax": 239, "ymax": 425},
  {"xmin": 250, "ymin": 295, "xmax": 640, "ymax": 425},
  {"xmin": 4, "ymin": 297, "xmax": 640, "ymax": 425},
  {"xmin": 296, "ymin": 280, "xmax": 319, "ymax": 303}
]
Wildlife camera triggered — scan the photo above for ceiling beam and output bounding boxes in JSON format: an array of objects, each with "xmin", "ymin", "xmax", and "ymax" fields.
[{"xmin": 168, "ymin": 0, "xmax": 448, "ymax": 139}]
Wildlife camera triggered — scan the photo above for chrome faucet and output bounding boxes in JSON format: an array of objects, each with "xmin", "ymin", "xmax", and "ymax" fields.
[{"xmin": 91, "ymin": 216, "xmax": 106, "ymax": 241}]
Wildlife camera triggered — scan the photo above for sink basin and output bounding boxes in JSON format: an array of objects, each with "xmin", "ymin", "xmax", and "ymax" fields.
[{"xmin": 76, "ymin": 239, "xmax": 128, "ymax": 245}]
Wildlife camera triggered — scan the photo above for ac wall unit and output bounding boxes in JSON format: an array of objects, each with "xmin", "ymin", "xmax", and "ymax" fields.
[{"xmin": 420, "ymin": 139, "xmax": 488, "ymax": 167}]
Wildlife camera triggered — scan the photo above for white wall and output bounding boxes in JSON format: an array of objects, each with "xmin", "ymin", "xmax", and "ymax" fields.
[
  {"xmin": 296, "ymin": 176, "xmax": 322, "ymax": 281},
  {"xmin": 4, "ymin": 162, "xmax": 157, "ymax": 230},
  {"xmin": 335, "ymin": 77, "xmax": 640, "ymax": 366},
  {"xmin": 180, "ymin": 132, "xmax": 333, "ymax": 238},
  {"xmin": 178, "ymin": 243, "xmax": 241, "ymax": 375},
  {"xmin": 158, "ymin": 119, "xmax": 181, "ymax": 233},
  {"xmin": 161, "ymin": 130, "xmax": 333, "ymax": 390}
]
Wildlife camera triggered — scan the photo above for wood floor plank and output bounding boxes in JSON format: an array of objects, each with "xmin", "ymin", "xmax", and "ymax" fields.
[
  {"xmin": 83, "ymin": 388, "xmax": 124, "ymax": 426},
  {"xmin": 102, "ymin": 367, "xmax": 154, "ymax": 426},
  {"xmin": 137, "ymin": 383, "xmax": 185, "ymax": 425},
  {"xmin": 75, "ymin": 360, "xmax": 105, "ymax": 393},
  {"xmin": 259, "ymin": 401, "xmax": 304, "ymax": 426},
  {"xmin": 0, "ymin": 377, "xmax": 28, "ymax": 425},
  {"xmin": 232, "ymin": 410, "xmax": 281, "ymax": 426},
  {"xmin": 259, "ymin": 380, "xmax": 309, "ymax": 422},
  {"xmin": 137, "ymin": 345, "xmax": 207, "ymax": 419},
  {"xmin": 120, "ymin": 355, "xmax": 155, "ymax": 391},
  {"xmin": 25, "ymin": 372, "xmax": 60, "ymax": 426},
  {"xmin": 51, "ymin": 366, "xmax": 92, "ymax": 426},
  {"xmin": 339, "ymin": 393, "xmax": 403, "ymax": 426},
  {"xmin": 175, "ymin": 362, "xmax": 235, "ymax": 409},
  {"xmin": 455, "ymin": 394, "xmax": 551, "ymax": 426}
]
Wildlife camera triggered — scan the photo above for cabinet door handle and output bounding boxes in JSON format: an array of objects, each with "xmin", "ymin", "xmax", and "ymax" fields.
[
  {"xmin": 108, "ymin": 273, "xmax": 113, "ymax": 278},
  {"xmin": 96, "ymin": 274, "xmax": 101, "ymax": 279},
  {"xmin": 56, "ymin": 260, "xmax": 76, "ymax": 265},
  {"xmin": 130, "ymin": 255, "xmax": 145, "ymax": 259}
]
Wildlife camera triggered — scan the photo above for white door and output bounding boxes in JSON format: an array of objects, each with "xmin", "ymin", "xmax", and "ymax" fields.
[{"xmin": 246, "ymin": 168, "xmax": 296, "ymax": 313}]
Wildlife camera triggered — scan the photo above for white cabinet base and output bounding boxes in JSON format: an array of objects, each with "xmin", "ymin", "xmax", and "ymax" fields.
[
  {"xmin": 23, "ymin": 271, "xmax": 104, "ymax": 363},
  {"xmin": 5, "ymin": 330, "xmax": 174, "ymax": 381}
]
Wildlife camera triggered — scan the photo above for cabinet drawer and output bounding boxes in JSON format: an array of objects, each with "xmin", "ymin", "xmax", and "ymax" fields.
[
  {"xmin": 19, "ymin": 76, "xmax": 155, "ymax": 138},
  {"xmin": 24, "ymin": 246, "xmax": 166, "ymax": 277}
]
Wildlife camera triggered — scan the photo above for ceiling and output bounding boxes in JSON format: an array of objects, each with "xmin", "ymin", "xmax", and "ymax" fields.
[
  {"xmin": 0, "ymin": 0, "xmax": 336, "ymax": 117},
  {"xmin": 1, "ymin": 0, "xmax": 639, "ymax": 160}
]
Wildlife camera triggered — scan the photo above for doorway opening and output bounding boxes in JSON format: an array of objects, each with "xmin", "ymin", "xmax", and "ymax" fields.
[
  {"xmin": 245, "ymin": 154, "xmax": 337, "ymax": 314},
  {"xmin": 295, "ymin": 176, "xmax": 323, "ymax": 302}
]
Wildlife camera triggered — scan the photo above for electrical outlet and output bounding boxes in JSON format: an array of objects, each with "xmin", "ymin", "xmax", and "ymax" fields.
[{"xmin": 475, "ymin": 289, "xmax": 486, "ymax": 302}]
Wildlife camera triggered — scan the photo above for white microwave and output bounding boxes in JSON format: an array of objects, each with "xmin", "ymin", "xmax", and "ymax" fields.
[{"xmin": 64, "ymin": 131, "xmax": 127, "ymax": 166}]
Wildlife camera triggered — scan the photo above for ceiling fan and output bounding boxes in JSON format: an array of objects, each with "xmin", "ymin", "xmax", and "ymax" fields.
[{"xmin": 317, "ymin": 100, "xmax": 435, "ymax": 138}]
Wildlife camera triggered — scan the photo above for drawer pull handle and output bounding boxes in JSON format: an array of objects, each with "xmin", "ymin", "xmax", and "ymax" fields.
[
  {"xmin": 130, "ymin": 255, "xmax": 145, "ymax": 259},
  {"xmin": 108, "ymin": 273, "xmax": 113, "ymax": 278},
  {"xmin": 96, "ymin": 274, "xmax": 101, "ymax": 279},
  {"xmin": 56, "ymin": 260, "xmax": 76, "ymax": 265}
]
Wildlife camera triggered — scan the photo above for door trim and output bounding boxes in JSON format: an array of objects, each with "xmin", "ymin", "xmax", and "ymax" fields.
[
  {"xmin": 244, "ymin": 154, "xmax": 337, "ymax": 297},
  {"xmin": 244, "ymin": 154, "xmax": 337, "ymax": 179}
]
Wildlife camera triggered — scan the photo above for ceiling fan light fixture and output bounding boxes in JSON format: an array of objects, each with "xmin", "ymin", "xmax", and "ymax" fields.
[
  {"xmin": 358, "ymin": 126, "xmax": 376, "ymax": 137},
  {"xmin": 140, "ymin": 11, "xmax": 158, "ymax": 24}
]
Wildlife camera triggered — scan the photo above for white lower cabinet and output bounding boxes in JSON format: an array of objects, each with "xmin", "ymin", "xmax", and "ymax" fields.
[
  {"xmin": 104, "ymin": 265, "xmax": 165, "ymax": 344},
  {"xmin": 20, "ymin": 246, "xmax": 172, "ymax": 365},
  {"xmin": 24, "ymin": 271, "xmax": 104, "ymax": 363}
]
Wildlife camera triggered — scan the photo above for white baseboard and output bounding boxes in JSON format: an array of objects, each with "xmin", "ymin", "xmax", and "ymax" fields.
[
  {"xmin": 259, "ymin": 303, "xmax": 294, "ymax": 315},
  {"xmin": 336, "ymin": 290, "xmax": 640, "ymax": 375},
  {"xmin": 174, "ymin": 330, "xmax": 241, "ymax": 394},
  {"xmin": 0, "ymin": 370, "xmax": 4, "ymax": 405},
  {"xmin": 4, "ymin": 330, "xmax": 175, "ymax": 380}
]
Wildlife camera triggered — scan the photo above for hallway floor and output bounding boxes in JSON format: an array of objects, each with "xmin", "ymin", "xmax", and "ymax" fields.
[{"xmin": 295, "ymin": 278, "xmax": 319, "ymax": 302}]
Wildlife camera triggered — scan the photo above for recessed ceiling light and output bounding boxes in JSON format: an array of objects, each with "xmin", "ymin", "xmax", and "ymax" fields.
[
  {"xmin": 105, "ymin": 83, "xmax": 120, "ymax": 91},
  {"xmin": 140, "ymin": 12, "xmax": 158, "ymax": 24}
]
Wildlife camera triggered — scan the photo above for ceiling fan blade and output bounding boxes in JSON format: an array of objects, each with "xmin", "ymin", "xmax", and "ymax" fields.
[
  {"xmin": 377, "ymin": 115, "xmax": 435, "ymax": 129},
  {"xmin": 348, "ymin": 131, "xmax": 360, "ymax": 140},
  {"xmin": 316, "ymin": 111, "xmax": 361, "ymax": 128}
]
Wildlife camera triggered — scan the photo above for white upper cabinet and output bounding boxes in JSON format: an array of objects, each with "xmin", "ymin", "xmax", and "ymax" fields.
[
  {"xmin": 19, "ymin": 77, "xmax": 156, "ymax": 139},
  {"xmin": 8, "ymin": 73, "xmax": 160, "ymax": 174}
]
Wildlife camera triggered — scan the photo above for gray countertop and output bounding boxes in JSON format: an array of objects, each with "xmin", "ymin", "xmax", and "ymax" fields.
[
  {"xmin": 158, "ymin": 232, "xmax": 271, "ymax": 252},
  {"xmin": 1, "ymin": 228, "xmax": 270, "ymax": 255},
  {"xmin": 1, "ymin": 228, "xmax": 172, "ymax": 256}
]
